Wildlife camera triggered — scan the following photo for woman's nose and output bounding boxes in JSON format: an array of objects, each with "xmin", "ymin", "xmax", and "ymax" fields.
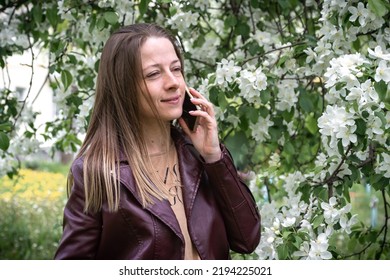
[{"xmin": 164, "ymin": 71, "xmax": 180, "ymax": 90}]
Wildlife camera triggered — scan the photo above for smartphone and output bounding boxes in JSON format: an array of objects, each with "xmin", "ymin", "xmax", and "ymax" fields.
[{"xmin": 181, "ymin": 86, "xmax": 200, "ymax": 131}]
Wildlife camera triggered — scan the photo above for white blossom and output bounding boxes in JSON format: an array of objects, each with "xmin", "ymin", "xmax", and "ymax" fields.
[
  {"xmin": 348, "ymin": 2, "xmax": 369, "ymax": 27},
  {"xmin": 215, "ymin": 59, "xmax": 241, "ymax": 87},
  {"xmin": 376, "ymin": 153, "xmax": 390, "ymax": 178},
  {"xmin": 340, "ymin": 214, "xmax": 358, "ymax": 234},
  {"xmin": 321, "ymin": 197, "xmax": 340, "ymax": 224},
  {"xmin": 324, "ymin": 54, "xmax": 368, "ymax": 88},
  {"xmin": 269, "ymin": 153, "xmax": 280, "ymax": 167},
  {"xmin": 318, "ymin": 105, "xmax": 356, "ymax": 142},
  {"xmin": 368, "ymin": 46, "xmax": 390, "ymax": 61},
  {"xmin": 366, "ymin": 115, "xmax": 384, "ymax": 138},
  {"xmin": 336, "ymin": 125, "xmax": 357, "ymax": 147},
  {"xmin": 250, "ymin": 116, "xmax": 274, "ymax": 142},
  {"xmin": 168, "ymin": 11, "xmax": 200, "ymax": 32},
  {"xmin": 375, "ymin": 60, "xmax": 390, "ymax": 82},
  {"xmin": 308, "ymin": 233, "xmax": 332, "ymax": 260},
  {"xmin": 304, "ymin": 47, "xmax": 317, "ymax": 64},
  {"xmin": 293, "ymin": 241, "xmax": 310, "ymax": 259},
  {"xmin": 237, "ymin": 67, "xmax": 267, "ymax": 105},
  {"xmin": 346, "ymin": 80, "xmax": 379, "ymax": 106}
]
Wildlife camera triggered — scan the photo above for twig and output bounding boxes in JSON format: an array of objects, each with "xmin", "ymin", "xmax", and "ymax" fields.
[
  {"xmin": 241, "ymin": 41, "xmax": 306, "ymax": 65},
  {"xmin": 12, "ymin": 33, "xmax": 35, "ymax": 130}
]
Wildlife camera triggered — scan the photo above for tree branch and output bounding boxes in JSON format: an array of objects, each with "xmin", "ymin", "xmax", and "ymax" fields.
[
  {"xmin": 12, "ymin": 30, "xmax": 35, "ymax": 131},
  {"xmin": 241, "ymin": 41, "xmax": 306, "ymax": 65}
]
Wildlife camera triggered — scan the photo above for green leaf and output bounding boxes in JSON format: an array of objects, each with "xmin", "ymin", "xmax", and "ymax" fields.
[
  {"xmin": 96, "ymin": 16, "xmax": 106, "ymax": 30},
  {"xmin": 0, "ymin": 122, "xmax": 12, "ymax": 132},
  {"xmin": 0, "ymin": 131, "xmax": 10, "ymax": 151},
  {"xmin": 348, "ymin": 164, "xmax": 360, "ymax": 182},
  {"xmin": 104, "ymin": 11, "xmax": 119, "ymax": 25},
  {"xmin": 284, "ymin": 141, "xmax": 295, "ymax": 154},
  {"xmin": 61, "ymin": 70, "xmax": 73, "ymax": 91},
  {"xmin": 343, "ymin": 183, "xmax": 351, "ymax": 203},
  {"xmin": 208, "ymin": 86, "xmax": 219, "ymax": 105},
  {"xmin": 169, "ymin": 6, "xmax": 177, "ymax": 16},
  {"xmin": 260, "ymin": 90, "xmax": 271, "ymax": 104},
  {"xmin": 66, "ymin": 94, "xmax": 83, "ymax": 107},
  {"xmin": 352, "ymin": 39, "xmax": 361, "ymax": 52},
  {"xmin": 305, "ymin": 114, "xmax": 318, "ymax": 135},
  {"xmin": 312, "ymin": 214, "xmax": 324, "ymax": 229},
  {"xmin": 47, "ymin": 5, "xmax": 60, "ymax": 27},
  {"xmin": 277, "ymin": 244, "xmax": 289, "ymax": 260},
  {"xmin": 193, "ymin": 35, "xmax": 205, "ymax": 48},
  {"xmin": 246, "ymin": 106, "xmax": 259, "ymax": 123},
  {"xmin": 374, "ymin": 111, "xmax": 387, "ymax": 127},
  {"xmin": 269, "ymin": 126, "xmax": 282, "ymax": 141},
  {"xmin": 374, "ymin": 80, "xmax": 388, "ymax": 101},
  {"xmin": 139, "ymin": 0, "xmax": 152, "ymax": 16},
  {"xmin": 371, "ymin": 176, "xmax": 389, "ymax": 191},
  {"xmin": 277, "ymin": 55, "xmax": 289, "ymax": 67},
  {"xmin": 282, "ymin": 230, "xmax": 292, "ymax": 239},
  {"xmin": 225, "ymin": 131, "xmax": 249, "ymax": 168},
  {"xmin": 247, "ymin": 41, "xmax": 262, "ymax": 56},
  {"xmin": 225, "ymin": 14, "xmax": 237, "ymax": 28},
  {"xmin": 337, "ymin": 140, "xmax": 344, "ymax": 155},
  {"xmin": 282, "ymin": 107, "xmax": 294, "ymax": 122},
  {"xmin": 367, "ymin": 0, "xmax": 389, "ymax": 17},
  {"xmin": 328, "ymin": 12, "xmax": 338, "ymax": 26},
  {"xmin": 313, "ymin": 187, "xmax": 327, "ymax": 201},
  {"xmin": 355, "ymin": 118, "xmax": 366, "ymax": 136},
  {"xmin": 32, "ymin": 4, "xmax": 43, "ymax": 23},
  {"xmin": 251, "ymin": 0, "xmax": 260, "ymax": 8},
  {"xmin": 235, "ymin": 22, "xmax": 250, "ymax": 39},
  {"xmin": 259, "ymin": 106, "xmax": 269, "ymax": 118},
  {"xmin": 217, "ymin": 93, "xmax": 228, "ymax": 110},
  {"xmin": 89, "ymin": 14, "xmax": 97, "ymax": 33},
  {"xmin": 278, "ymin": 0, "xmax": 291, "ymax": 10},
  {"xmin": 292, "ymin": 235, "xmax": 303, "ymax": 249},
  {"xmin": 299, "ymin": 91, "xmax": 314, "ymax": 113}
]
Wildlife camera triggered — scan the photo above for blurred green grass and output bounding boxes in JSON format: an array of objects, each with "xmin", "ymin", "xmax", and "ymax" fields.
[{"xmin": 0, "ymin": 162, "xmax": 68, "ymax": 259}]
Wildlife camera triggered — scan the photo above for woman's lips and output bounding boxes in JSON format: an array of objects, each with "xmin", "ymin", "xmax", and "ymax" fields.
[{"xmin": 161, "ymin": 95, "xmax": 180, "ymax": 104}]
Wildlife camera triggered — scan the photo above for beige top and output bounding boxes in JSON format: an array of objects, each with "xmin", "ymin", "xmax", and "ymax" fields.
[{"xmin": 150, "ymin": 147, "xmax": 200, "ymax": 260}]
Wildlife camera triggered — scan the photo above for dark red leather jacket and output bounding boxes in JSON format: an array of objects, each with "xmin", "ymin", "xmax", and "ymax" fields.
[{"xmin": 54, "ymin": 129, "xmax": 260, "ymax": 259}]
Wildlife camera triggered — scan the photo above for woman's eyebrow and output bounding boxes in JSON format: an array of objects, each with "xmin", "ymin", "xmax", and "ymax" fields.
[{"xmin": 143, "ymin": 59, "xmax": 181, "ymax": 70}]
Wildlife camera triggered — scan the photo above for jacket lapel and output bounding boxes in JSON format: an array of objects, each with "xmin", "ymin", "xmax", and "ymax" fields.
[
  {"xmin": 118, "ymin": 128, "xmax": 203, "ymax": 241},
  {"xmin": 118, "ymin": 163, "xmax": 183, "ymax": 239},
  {"xmin": 173, "ymin": 130, "xmax": 203, "ymax": 220}
]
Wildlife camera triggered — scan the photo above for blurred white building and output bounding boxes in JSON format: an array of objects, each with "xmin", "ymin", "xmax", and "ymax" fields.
[{"xmin": 0, "ymin": 48, "xmax": 59, "ymax": 161}]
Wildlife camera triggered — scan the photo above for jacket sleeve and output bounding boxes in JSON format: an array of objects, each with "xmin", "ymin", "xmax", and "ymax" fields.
[
  {"xmin": 54, "ymin": 159, "xmax": 102, "ymax": 259},
  {"xmin": 203, "ymin": 145, "xmax": 261, "ymax": 254}
]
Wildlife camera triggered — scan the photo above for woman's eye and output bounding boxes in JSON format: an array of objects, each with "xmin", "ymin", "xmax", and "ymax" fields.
[
  {"xmin": 172, "ymin": 67, "xmax": 182, "ymax": 76},
  {"xmin": 146, "ymin": 71, "xmax": 159, "ymax": 78}
]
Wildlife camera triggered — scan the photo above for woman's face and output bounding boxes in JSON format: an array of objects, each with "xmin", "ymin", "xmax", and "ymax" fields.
[{"xmin": 139, "ymin": 37, "xmax": 185, "ymax": 125}]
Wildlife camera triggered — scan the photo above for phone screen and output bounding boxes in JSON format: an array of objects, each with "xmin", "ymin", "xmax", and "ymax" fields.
[{"xmin": 181, "ymin": 87, "xmax": 199, "ymax": 131}]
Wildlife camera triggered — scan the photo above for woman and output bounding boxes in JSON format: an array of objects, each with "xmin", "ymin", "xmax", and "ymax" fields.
[{"xmin": 54, "ymin": 23, "xmax": 260, "ymax": 260}]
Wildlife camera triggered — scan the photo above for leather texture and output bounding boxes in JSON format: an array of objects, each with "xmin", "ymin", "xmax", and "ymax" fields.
[{"xmin": 54, "ymin": 128, "xmax": 261, "ymax": 259}]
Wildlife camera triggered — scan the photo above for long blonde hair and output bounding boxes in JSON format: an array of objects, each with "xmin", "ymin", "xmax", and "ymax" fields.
[{"xmin": 68, "ymin": 23, "xmax": 185, "ymax": 213}]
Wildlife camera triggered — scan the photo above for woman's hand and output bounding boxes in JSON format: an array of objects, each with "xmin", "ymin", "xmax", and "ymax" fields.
[{"xmin": 178, "ymin": 87, "xmax": 222, "ymax": 163}]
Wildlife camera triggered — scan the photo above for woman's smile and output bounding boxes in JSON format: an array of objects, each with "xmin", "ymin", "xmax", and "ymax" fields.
[{"xmin": 161, "ymin": 94, "xmax": 181, "ymax": 105}]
